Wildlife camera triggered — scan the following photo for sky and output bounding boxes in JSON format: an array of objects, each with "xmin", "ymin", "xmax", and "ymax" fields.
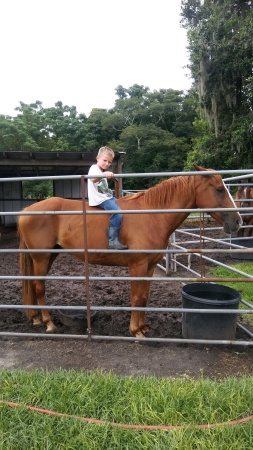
[{"xmin": 0, "ymin": 0, "xmax": 192, "ymax": 118}]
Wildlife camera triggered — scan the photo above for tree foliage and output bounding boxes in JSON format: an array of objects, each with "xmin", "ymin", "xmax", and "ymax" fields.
[
  {"xmin": 0, "ymin": 86, "xmax": 196, "ymax": 189},
  {"xmin": 0, "ymin": 101, "xmax": 88, "ymax": 152},
  {"xmin": 181, "ymin": 0, "xmax": 253, "ymax": 169},
  {"xmin": 1, "ymin": 1, "xmax": 253, "ymax": 190}
]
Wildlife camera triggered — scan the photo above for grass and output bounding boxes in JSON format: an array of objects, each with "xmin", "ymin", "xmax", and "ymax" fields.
[
  {"xmin": 1, "ymin": 369, "xmax": 253, "ymax": 449},
  {"xmin": 211, "ymin": 262, "xmax": 253, "ymax": 327}
]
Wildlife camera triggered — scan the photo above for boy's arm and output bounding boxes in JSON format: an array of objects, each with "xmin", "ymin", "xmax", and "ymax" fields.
[{"xmin": 91, "ymin": 171, "xmax": 114, "ymax": 183}]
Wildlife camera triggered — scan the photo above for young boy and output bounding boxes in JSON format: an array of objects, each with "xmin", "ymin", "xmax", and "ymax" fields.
[{"xmin": 87, "ymin": 146, "xmax": 128, "ymax": 250}]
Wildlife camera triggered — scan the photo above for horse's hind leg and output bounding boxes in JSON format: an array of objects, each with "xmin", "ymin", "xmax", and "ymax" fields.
[{"xmin": 32, "ymin": 254, "xmax": 58, "ymax": 332}]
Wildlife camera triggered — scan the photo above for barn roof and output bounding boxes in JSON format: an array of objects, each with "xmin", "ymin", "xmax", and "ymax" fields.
[{"xmin": 0, "ymin": 150, "xmax": 124, "ymax": 178}]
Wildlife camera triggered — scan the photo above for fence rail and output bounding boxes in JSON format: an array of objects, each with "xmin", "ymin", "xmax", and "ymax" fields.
[{"xmin": 1, "ymin": 169, "xmax": 253, "ymax": 345}]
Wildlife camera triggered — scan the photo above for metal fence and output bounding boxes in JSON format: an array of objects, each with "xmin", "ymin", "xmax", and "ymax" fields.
[{"xmin": 1, "ymin": 169, "xmax": 253, "ymax": 346}]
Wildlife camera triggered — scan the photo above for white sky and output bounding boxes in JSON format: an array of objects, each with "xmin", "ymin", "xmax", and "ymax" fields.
[{"xmin": 0, "ymin": 0, "xmax": 191, "ymax": 117}]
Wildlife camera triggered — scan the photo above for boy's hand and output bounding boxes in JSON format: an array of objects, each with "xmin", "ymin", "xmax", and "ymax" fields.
[{"xmin": 104, "ymin": 171, "xmax": 114, "ymax": 179}]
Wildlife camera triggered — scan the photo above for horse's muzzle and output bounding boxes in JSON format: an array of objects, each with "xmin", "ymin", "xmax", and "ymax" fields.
[{"xmin": 223, "ymin": 215, "xmax": 243, "ymax": 234}]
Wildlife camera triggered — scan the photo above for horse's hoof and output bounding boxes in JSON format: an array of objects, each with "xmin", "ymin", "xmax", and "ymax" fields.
[
  {"xmin": 141, "ymin": 325, "xmax": 149, "ymax": 334},
  {"xmin": 134, "ymin": 331, "xmax": 145, "ymax": 339},
  {"xmin": 46, "ymin": 323, "xmax": 57, "ymax": 333},
  {"xmin": 130, "ymin": 328, "xmax": 144, "ymax": 338},
  {"xmin": 32, "ymin": 318, "xmax": 42, "ymax": 325}
]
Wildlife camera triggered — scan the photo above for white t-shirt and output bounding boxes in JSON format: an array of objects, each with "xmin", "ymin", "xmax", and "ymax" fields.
[{"xmin": 88, "ymin": 164, "xmax": 113, "ymax": 206}]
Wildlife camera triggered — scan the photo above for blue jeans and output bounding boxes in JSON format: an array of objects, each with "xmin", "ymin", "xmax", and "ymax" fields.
[{"xmin": 99, "ymin": 197, "xmax": 122, "ymax": 228}]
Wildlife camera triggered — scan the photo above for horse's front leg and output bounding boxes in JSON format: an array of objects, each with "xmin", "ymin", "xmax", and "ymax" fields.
[
  {"xmin": 138, "ymin": 266, "xmax": 156, "ymax": 335},
  {"xmin": 129, "ymin": 264, "xmax": 154, "ymax": 337},
  {"xmin": 129, "ymin": 280, "xmax": 149, "ymax": 337}
]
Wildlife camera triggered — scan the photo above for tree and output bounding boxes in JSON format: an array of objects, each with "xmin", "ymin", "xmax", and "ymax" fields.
[
  {"xmin": 35, "ymin": 101, "xmax": 88, "ymax": 151},
  {"xmin": 0, "ymin": 86, "xmax": 196, "ymax": 186},
  {"xmin": 0, "ymin": 101, "xmax": 89, "ymax": 152},
  {"xmin": 0, "ymin": 115, "xmax": 27, "ymax": 151},
  {"xmin": 181, "ymin": 0, "xmax": 253, "ymax": 169},
  {"xmin": 114, "ymin": 123, "xmax": 189, "ymax": 189},
  {"xmin": 84, "ymin": 108, "xmax": 113, "ymax": 151},
  {"xmin": 22, "ymin": 180, "xmax": 53, "ymax": 199},
  {"xmin": 110, "ymin": 86, "xmax": 196, "ymax": 188}
]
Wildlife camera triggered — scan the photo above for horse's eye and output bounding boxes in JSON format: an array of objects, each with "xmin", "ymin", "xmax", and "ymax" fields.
[{"xmin": 216, "ymin": 187, "xmax": 224, "ymax": 193}]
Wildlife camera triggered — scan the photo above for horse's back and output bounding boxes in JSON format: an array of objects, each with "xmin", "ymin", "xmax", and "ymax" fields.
[
  {"xmin": 18, "ymin": 197, "xmax": 85, "ymax": 230},
  {"xmin": 22, "ymin": 197, "xmax": 84, "ymax": 212}
]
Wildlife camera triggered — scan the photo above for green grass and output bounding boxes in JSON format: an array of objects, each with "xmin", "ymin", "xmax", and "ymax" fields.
[
  {"xmin": 1, "ymin": 369, "xmax": 253, "ymax": 449},
  {"xmin": 211, "ymin": 262, "xmax": 253, "ymax": 326}
]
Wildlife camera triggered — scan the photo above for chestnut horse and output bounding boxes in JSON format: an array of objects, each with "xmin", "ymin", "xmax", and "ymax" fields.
[
  {"xmin": 18, "ymin": 165, "xmax": 242, "ymax": 337},
  {"xmin": 235, "ymin": 184, "xmax": 253, "ymax": 237}
]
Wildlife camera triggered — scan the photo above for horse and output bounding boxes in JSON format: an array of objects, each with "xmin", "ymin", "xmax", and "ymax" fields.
[
  {"xmin": 18, "ymin": 165, "xmax": 242, "ymax": 337},
  {"xmin": 235, "ymin": 184, "xmax": 253, "ymax": 237}
]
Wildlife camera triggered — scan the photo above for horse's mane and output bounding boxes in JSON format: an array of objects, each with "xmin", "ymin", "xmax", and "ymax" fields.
[
  {"xmin": 236, "ymin": 185, "xmax": 253, "ymax": 200},
  {"xmin": 123, "ymin": 175, "xmax": 194, "ymax": 205},
  {"xmin": 236, "ymin": 185, "xmax": 245, "ymax": 197}
]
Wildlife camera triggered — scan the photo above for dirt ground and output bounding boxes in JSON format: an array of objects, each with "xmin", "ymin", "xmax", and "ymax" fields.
[{"xmin": 0, "ymin": 224, "xmax": 253, "ymax": 379}]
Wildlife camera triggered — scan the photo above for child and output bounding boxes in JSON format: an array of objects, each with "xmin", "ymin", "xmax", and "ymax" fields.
[{"xmin": 87, "ymin": 146, "xmax": 128, "ymax": 250}]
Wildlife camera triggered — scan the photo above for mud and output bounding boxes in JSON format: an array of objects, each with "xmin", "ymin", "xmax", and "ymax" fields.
[{"xmin": 0, "ymin": 225, "xmax": 252, "ymax": 378}]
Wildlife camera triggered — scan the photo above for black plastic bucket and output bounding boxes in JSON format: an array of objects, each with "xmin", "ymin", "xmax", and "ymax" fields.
[
  {"xmin": 181, "ymin": 283, "xmax": 240, "ymax": 340},
  {"xmin": 232, "ymin": 238, "xmax": 253, "ymax": 260}
]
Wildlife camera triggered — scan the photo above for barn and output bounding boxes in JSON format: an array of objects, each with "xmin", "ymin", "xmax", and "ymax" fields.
[{"xmin": 0, "ymin": 150, "xmax": 125, "ymax": 226}]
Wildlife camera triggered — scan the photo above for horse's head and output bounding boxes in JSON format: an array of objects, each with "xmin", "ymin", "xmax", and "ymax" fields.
[
  {"xmin": 193, "ymin": 165, "xmax": 242, "ymax": 234},
  {"xmin": 236, "ymin": 185, "xmax": 253, "ymax": 208}
]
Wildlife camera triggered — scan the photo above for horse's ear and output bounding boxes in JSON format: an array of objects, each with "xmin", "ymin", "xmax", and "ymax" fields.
[{"xmin": 193, "ymin": 164, "xmax": 207, "ymax": 172}]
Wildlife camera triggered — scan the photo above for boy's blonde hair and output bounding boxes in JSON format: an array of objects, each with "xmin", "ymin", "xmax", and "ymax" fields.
[{"xmin": 97, "ymin": 146, "xmax": 114, "ymax": 159}]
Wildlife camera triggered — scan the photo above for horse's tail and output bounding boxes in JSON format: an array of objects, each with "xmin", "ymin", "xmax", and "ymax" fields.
[{"xmin": 18, "ymin": 225, "xmax": 37, "ymax": 320}]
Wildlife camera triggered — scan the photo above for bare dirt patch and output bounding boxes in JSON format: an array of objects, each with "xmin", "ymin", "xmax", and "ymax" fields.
[{"xmin": 0, "ymin": 224, "xmax": 252, "ymax": 378}]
